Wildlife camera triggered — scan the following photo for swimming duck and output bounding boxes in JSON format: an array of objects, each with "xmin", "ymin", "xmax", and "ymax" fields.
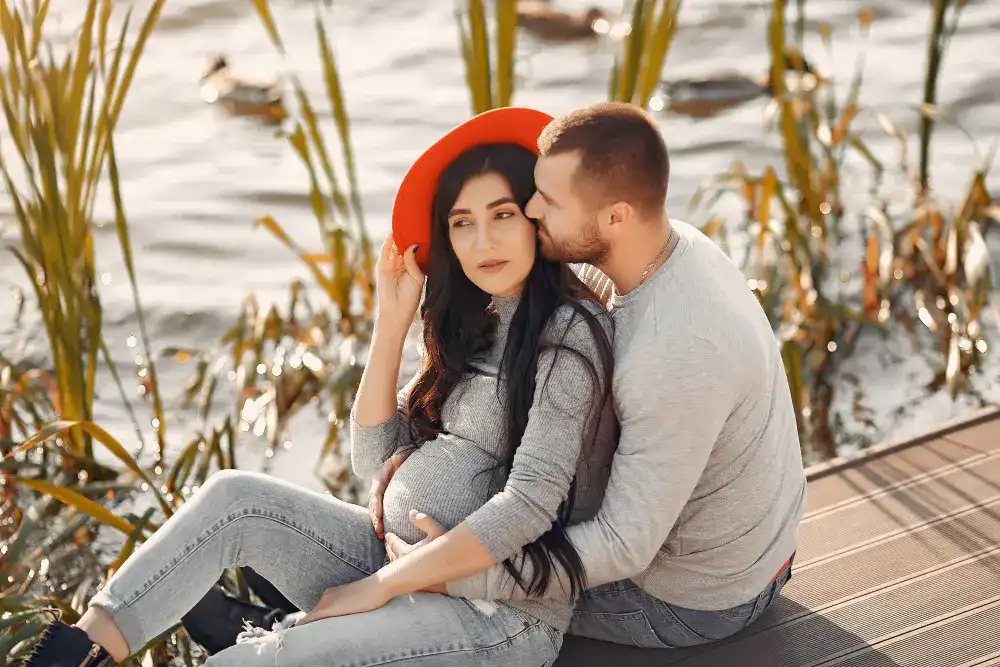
[
  {"xmin": 199, "ymin": 55, "xmax": 287, "ymax": 124},
  {"xmin": 655, "ymin": 53, "xmax": 824, "ymax": 119},
  {"xmin": 516, "ymin": 5, "xmax": 608, "ymax": 42}
]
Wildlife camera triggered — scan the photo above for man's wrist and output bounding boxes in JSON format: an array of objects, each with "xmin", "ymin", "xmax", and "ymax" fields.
[{"xmin": 374, "ymin": 558, "xmax": 408, "ymax": 598}]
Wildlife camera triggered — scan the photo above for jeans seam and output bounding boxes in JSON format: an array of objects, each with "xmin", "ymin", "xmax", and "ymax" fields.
[
  {"xmin": 122, "ymin": 508, "xmax": 375, "ymax": 609},
  {"xmin": 653, "ymin": 601, "xmax": 716, "ymax": 644},
  {"xmin": 620, "ymin": 611, "xmax": 666, "ymax": 648}
]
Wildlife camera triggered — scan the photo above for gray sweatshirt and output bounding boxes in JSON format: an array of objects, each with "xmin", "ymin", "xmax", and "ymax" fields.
[
  {"xmin": 350, "ymin": 293, "xmax": 617, "ymax": 630},
  {"xmin": 447, "ymin": 219, "xmax": 807, "ymax": 613}
]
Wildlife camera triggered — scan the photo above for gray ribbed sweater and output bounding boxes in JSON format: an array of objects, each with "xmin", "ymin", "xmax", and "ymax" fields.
[
  {"xmin": 350, "ymin": 293, "xmax": 616, "ymax": 630},
  {"xmin": 448, "ymin": 220, "xmax": 807, "ymax": 614}
]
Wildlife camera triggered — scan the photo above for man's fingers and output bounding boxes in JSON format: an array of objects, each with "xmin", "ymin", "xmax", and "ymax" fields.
[
  {"xmin": 408, "ymin": 509, "xmax": 446, "ymax": 538},
  {"xmin": 385, "ymin": 536, "xmax": 397, "ymax": 562}
]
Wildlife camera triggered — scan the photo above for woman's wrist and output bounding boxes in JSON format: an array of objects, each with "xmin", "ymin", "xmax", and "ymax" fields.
[{"xmin": 371, "ymin": 322, "xmax": 409, "ymax": 350}]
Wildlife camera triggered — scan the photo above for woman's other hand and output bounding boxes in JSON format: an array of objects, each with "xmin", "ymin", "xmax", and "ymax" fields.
[{"xmin": 368, "ymin": 447, "xmax": 415, "ymax": 539}]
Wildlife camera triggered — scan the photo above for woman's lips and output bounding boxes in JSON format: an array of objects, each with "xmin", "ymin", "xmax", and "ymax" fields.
[{"xmin": 478, "ymin": 260, "xmax": 509, "ymax": 274}]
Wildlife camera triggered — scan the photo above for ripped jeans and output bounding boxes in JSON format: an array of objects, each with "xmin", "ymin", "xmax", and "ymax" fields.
[{"xmin": 89, "ymin": 470, "xmax": 562, "ymax": 666}]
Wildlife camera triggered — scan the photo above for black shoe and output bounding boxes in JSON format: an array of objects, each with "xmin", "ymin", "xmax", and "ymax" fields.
[
  {"xmin": 181, "ymin": 585, "xmax": 286, "ymax": 655},
  {"xmin": 25, "ymin": 616, "xmax": 114, "ymax": 667},
  {"xmin": 240, "ymin": 566, "xmax": 299, "ymax": 615}
]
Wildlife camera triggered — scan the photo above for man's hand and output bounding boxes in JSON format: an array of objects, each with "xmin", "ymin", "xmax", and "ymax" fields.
[
  {"xmin": 295, "ymin": 576, "xmax": 390, "ymax": 626},
  {"xmin": 368, "ymin": 447, "xmax": 415, "ymax": 539},
  {"xmin": 385, "ymin": 510, "xmax": 446, "ymax": 562},
  {"xmin": 383, "ymin": 510, "xmax": 447, "ymax": 594},
  {"xmin": 295, "ymin": 510, "xmax": 451, "ymax": 627}
]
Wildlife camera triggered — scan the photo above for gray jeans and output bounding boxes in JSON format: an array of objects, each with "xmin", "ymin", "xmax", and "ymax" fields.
[
  {"xmin": 89, "ymin": 469, "xmax": 562, "ymax": 666},
  {"xmin": 569, "ymin": 563, "xmax": 792, "ymax": 648}
]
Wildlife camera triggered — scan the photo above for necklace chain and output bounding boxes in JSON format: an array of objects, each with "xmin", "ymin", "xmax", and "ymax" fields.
[{"xmin": 637, "ymin": 228, "xmax": 675, "ymax": 288}]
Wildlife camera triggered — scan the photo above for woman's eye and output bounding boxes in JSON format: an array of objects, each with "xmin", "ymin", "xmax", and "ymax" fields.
[
  {"xmin": 496, "ymin": 210, "xmax": 515, "ymax": 220},
  {"xmin": 451, "ymin": 218, "xmax": 470, "ymax": 228}
]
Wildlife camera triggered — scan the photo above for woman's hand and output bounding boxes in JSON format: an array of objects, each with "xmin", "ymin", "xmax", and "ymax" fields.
[
  {"xmin": 368, "ymin": 447, "xmax": 416, "ymax": 539},
  {"xmin": 295, "ymin": 576, "xmax": 391, "ymax": 626},
  {"xmin": 375, "ymin": 234, "xmax": 424, "ymax": 337}
]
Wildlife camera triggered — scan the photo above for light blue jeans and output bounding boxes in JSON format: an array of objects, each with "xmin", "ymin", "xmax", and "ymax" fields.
[{"xmin": 89, "ymin": 469, "xmax": 562, "ymax": 666}]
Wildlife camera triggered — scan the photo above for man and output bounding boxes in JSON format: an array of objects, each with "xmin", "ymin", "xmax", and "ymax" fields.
[{"xmin": 367, "ymin": 100, "xmax": 807, "ymax": 648}]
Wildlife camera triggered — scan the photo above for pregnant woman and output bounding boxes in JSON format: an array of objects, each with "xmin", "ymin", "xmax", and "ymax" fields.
[{"xmin": 26, "ymin": 107, "xmax": 617, "ymax": 667}]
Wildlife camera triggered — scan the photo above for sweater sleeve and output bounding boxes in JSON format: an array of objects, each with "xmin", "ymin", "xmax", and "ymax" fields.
[
  {"xmin": 448, "ymin": 335, "xmax": 738, "ymax": 601},
  {"xmin": 461, "ymin": 303, "xmax": 613, "ymax": 563},
  {"xmin": 349, "ymin": 370, "xmax": 421, "ymax": 480}
]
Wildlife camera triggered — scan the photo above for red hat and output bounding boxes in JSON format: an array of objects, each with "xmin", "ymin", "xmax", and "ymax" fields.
[{"xmin": 391, "ymin": 106, "xmax": 554, "ymax": 271}]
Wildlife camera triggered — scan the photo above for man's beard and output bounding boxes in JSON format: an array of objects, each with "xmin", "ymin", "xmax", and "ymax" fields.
[{"xmin": 539, "ymin": 215, "xmax": 610, "ymax": 266}]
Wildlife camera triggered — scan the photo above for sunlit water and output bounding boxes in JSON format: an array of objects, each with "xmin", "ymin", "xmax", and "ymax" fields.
[{"xmin": 1, "ymin": 0, "xmax": 999, "ymax": 490}]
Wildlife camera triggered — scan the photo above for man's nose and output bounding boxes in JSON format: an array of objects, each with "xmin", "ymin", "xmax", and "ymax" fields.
[{"xmin": 525, "ymin": 192, "xmax": 542, "ymax": 220}]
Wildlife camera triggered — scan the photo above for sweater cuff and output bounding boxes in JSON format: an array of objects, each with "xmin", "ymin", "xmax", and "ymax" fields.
[
  {"xmin": 446, "ymin": 572, "xmax": 489, "ymax": 599},
  {"xmin": 464, "ymin": 492, "xmax": 540, "ymax": 564},
  {"xmin": 349, "ymin": 412, "xmax": 401, "ymax": 478}
]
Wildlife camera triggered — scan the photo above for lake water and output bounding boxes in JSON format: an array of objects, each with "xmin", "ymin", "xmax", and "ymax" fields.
[{"xmin": 1, "ymin": 0, "xmax": 999, "ymax": 490}]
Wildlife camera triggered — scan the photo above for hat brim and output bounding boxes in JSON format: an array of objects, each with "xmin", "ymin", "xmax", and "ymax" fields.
[{"xmin": 391, "ymin": 106, "xmax": 554, "ymax": 271}]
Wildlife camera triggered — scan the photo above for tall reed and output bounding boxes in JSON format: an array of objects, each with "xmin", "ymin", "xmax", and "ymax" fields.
[
  {"xmin": 608, "ymin": 0, "xmax": 682, "ymax": 108},
  {"xmin": 918, "ymin": 0, "xmax": 967, "ymax": 194},
  {"xmin": 0, "ymin": 2, "xmax": 184, "ymax": 662},
  {"xmin": 0, "ymin": 0, "xmax": 167, "ymax": 468},
  {"xmin": 242, "ymin": 0, "xmax": 377, "ymax": 483},
  {"xmin": 455, "ymin": 0, "xmax": 519, "ymax": 113}
]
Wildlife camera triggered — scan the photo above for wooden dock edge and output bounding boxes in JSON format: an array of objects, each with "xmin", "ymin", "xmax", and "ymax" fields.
[{"xmin": 804, "ymin": 404, "xmax": 1000, "ymax": 482}]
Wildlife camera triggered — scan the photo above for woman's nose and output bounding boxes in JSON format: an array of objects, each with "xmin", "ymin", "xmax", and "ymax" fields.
[{"xmin": 475, "ymin": 224, "xmax": 493, "ymax": 251}]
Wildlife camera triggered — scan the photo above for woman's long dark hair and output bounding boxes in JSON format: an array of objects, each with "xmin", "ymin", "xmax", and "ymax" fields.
[{"xmin": 403, "ymin": 143, "xmax": 614, "ymax": 599}]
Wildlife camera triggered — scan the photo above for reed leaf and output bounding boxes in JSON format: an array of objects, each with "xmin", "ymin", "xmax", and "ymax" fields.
[
  {"xmin": 6, "ymin": 420, "xmax": 173, "ymax": 517},
  {"xmin": 7, "ymin": 477, "xmax": 135, "ymax": 534},
  {"xmin": 495, "ymin": 0, "xmax": 517, "ymax": 107},
  {"xmin": 254, "ymin": 214, "xmax": 338, "ymax": 299},
  {"xmin": 918, "ymin": 0, "xmax": 965, "ymax": 194},
  {"xmin": 249, "ymin": 0, "xmax": 285, "ymax": 54},
  {"xmin": 455, "ymin": 0, "xmax": 517, "ymax": 114},
  {"xmin": 635, "ymin": 0, "xmax": 681, "ymax": 107},
  {"xmin": 106, "ymin": 135, "xmax": 166, "ymax": 463}
]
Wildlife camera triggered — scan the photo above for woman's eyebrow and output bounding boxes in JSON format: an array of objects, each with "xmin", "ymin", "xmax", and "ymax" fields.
[{"xmin": 486, "ymin": 197, "xmax": 516, "ymax": 209}]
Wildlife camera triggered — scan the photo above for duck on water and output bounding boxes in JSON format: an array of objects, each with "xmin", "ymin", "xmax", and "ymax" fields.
[
  {"xmin": 199, "ymin": 55, "xmax": 287, "ymax": 124},
  {"xmin": 656, "ymin": 50, "xmax": 825, "ymax": 119}
]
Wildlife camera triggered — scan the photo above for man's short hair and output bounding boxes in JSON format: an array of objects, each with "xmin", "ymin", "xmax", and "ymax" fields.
[{"xmin": 537, "ymin": 101, "xmax": 670, "ymax": 218}]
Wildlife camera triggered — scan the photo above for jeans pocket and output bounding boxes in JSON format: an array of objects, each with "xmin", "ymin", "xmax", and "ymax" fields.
[
  {"xmin": 713, "ymin": 599, "xmax": 758, "ymax": 622},
  {"xmin": 604, "ymin": 611, "xmax": 671, "ymax": 649}
]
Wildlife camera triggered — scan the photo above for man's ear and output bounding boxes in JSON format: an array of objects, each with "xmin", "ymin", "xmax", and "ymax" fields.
[{"xmin": 606, "ymin": 201, "xmax": 634, "ymax": 230}]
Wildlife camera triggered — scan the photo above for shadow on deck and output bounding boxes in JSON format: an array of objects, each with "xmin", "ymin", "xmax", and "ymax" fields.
[{"xmin": 555, "ymin": 406, "xmax": 1000, "ymax": 667}]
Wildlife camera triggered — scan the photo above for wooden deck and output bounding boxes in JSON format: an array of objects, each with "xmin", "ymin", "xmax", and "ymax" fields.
[{"xmin": 555, "ymin": 406, "xmax": 1000, "ymax": 667}]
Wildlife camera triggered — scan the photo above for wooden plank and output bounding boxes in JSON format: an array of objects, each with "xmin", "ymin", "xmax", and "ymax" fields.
[
  {"xmin": 798, "ymin": 454, "xmax": 1000, "ymax": 562},
  {"xmin": 805, "ymin": 438, "xmax": 983, "ymax": 515},
  {"xmin": 680, "ymin": 551, "xmax": 1000, "ymax": 666},
  {"xmin": 945, "ymin": 418, "xmax": 1000, "ymax": 454}
]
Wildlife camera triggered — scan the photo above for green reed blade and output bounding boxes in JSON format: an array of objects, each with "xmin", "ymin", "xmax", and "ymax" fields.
[
  {"xmin": 495, "ymin": 0, "xmax": 517, "ymax": 107},
  {"xmin": 250, "ymin": 0, "xmax": 285, "ymax": 53}
]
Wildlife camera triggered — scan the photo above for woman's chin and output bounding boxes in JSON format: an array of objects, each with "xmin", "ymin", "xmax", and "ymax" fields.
[{"xmin": 472, "ymin": 273, "xmax": 527, "ymax": 299}]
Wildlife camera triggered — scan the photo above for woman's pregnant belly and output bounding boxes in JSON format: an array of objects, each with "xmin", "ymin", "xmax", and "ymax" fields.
[{"xmin": 382, "ymin": 437, "xmax": 507, "ymax": 545}]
